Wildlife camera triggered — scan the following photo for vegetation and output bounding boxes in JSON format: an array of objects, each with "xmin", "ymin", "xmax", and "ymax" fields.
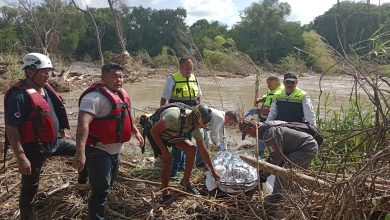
[{"xmin": 1, "ymin": 0, "xmax": 390, "ymax": 74}]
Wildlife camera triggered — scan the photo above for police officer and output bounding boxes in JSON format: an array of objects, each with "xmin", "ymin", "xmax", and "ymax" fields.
[
  {"xmin": 266, "ymin": 73, "xmax": 317, "ymax": 126},
  {"xmin": 160, "ymin": 57, "xmax": 202, "ymax": 177},
  {"xmin": 4, "ymin": 53, "xmax": 88, "ymax": 220}
]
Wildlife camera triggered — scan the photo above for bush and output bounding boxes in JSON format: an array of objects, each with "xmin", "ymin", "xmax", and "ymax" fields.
[
  {"xmin": 151, "ymin": 46, "xmax": 177, "ymax": 68},
  {"xmin": 134, "ymin": 49, "xmax": 152, "ymax": 66},
  {"xmin": 275, "ymin": 53, "xmax": 307, "ymax": 74},
  {"xmin": 103, "ymin": 51, "xmax": 113, "ymax": 62}
]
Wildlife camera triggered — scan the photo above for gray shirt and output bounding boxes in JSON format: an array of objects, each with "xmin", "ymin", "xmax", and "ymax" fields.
[{"xmin": 262, "ymin": 126, "xmax": 318, "ymax": 167}]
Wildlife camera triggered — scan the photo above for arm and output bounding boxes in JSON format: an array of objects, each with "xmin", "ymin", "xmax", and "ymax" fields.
[
  {"xmin": 196, "ymin": 138, "xmax": 220, "ymax": 180},
  {"xmin": 196, "ymin": 81, "xmax": 202, "ymax": 104},
  {"xmin": 6, "ymin": 125, "xmax": 31, "ymax": 175},
  {"xmin": 265, "ymin": 101, "xmax": 278, "ymax": 122},
  {"xmin": 161, "ymin": 76, "xmax": 174, "ymax": 105},
  {"xmin": 131, "ymin": 123, "xmax": 144, "ymax": 148},
  {"xmin": 160, "ymin": 98, "xmax": 167, "ymax": 107},
  {"xmin": 72, "ymin": 111, "xmax": 95, "ymax": 172},
  {"xmin": 302, "ymin": 95, "xmax": 317, "ymax": 126},
  {"xmin": 150, "ymin": 119, "xmax": 172, "ymax": 161}
]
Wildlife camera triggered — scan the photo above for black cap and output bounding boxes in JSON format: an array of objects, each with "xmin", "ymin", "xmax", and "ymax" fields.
[{"xmin": 283, "ymin": 72, "xmax": 297, "ymax": 82}]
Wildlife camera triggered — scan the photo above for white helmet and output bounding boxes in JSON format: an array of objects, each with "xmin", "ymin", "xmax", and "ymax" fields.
[{"xmin": 22, "ymin": 53, "xmax": 53, "ymax": 70}]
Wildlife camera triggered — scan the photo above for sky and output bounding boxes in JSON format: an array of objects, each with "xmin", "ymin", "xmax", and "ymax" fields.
[
  {"xmin": 78, "ymin": 0, "xmax": 390, "ymax": 27},
  {"xmin": 2, "ymin": 0, "xmax": 389, "ymax": 27}
]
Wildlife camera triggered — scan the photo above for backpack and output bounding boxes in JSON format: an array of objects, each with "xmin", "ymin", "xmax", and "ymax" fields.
[
  {"xmin": 273, "ymin": 122, "xmax": 323, "ymax": 146},
  {"xmin": 139, "ymin": 102, "xmax": 194, "ymax": 156}
]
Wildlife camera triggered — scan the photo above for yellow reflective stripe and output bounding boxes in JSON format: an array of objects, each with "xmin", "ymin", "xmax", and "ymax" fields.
[{"xmin": 171, "ymin": 72, "xmax": 199, "ymax": 98}]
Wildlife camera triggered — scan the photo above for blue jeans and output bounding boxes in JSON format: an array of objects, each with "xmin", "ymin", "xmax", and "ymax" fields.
[
  {"xmin": 195, "ymin": 129, "xmax": 209, "ymax": 166},
  {"xmin": 86, "ymin": 147, "xmax": 120, "ymax": 220},
  {"xmin": 19, "ymin": 138, "xmax": 88, "ymax": 220}
]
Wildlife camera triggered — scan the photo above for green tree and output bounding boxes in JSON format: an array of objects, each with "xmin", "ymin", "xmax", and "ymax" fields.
[
  {"xmin": 302, "ymin": 30, "xmax": 337, "ymax": 73},
  {"xmin": 229, "ymin": 0, "xmax": 291, "ymax": 63},
  {"xmin": 313, "ymin": 2, "xmax": 383, "ymax": 54},
  {"xmin": 0, "ymin": 26, "xmax": 19, "ymax": 52},
  {"xmin": 190, "ymin": 19, "xmax": 228, "ymax": 52}
]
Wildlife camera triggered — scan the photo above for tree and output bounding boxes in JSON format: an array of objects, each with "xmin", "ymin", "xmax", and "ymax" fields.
[
  {"xmin": 313, "ymin": 1, "xmax": 382, "ymax": 55},
  {"xmin": 229, "ymin": 0, "xmax": 291, "ymax": 63},
  {"xmin": 71, "ymin": 0, "xmax": 104, "ymax": 65},
  {"xmin": 190, "ymin": 19, "xmax": 228, "ymax": 53},
  {"xmin": 302, "ymin": 30, "xmax": 337, "ymax": 73},
  {"xmin": 18, "ymin": 0, "xmax": 73, "ymax": 55}
]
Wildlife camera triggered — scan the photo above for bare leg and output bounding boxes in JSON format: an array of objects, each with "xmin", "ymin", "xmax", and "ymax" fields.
[{"xmin": 174, "ymin": 140, "xmax": 196, "ymax": 185}]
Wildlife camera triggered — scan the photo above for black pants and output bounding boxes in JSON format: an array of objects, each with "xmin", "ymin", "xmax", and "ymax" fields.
[{"xmin": 19, "ymin": 138, "xmax": 88, "ymax": 220}]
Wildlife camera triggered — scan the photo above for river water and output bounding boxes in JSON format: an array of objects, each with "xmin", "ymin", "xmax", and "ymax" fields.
[
  {"xmin": 0, "ymin": 74, "xmax": 366, "ymax": 148},
  {"xmin": 122, "ymin": 74, "xmax": 359, "ymax": 115}
]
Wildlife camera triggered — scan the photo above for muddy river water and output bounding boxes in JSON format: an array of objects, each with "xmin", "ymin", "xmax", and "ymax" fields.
[{"xmin": 0, "ymin": 74, "xmax": 365, "ymax": 149}]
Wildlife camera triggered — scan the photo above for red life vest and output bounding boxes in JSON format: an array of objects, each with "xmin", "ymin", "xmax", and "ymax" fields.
[
  {"xmin": 79, "ymin": 83, "xmax": 133, "ymax": 145},
  {"xmin": 4, "ymin": 80, "xmax": 69, "ymax": 144}
]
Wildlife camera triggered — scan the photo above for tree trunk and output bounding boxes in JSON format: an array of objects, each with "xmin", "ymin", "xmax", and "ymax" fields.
[
  {"xmin": 107, "ymin": 0, "xmax": 128, "ymax": 54},
  {"xmin": 239, "ymin": 155, "xmax": 330, "ymax": 189},
  {"xmin": 71, "ymin": 1, "xmax": 104, "ymax": 65}
]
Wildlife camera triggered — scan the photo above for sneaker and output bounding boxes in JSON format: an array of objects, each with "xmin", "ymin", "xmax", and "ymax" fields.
[
  {"xmin": 75, "ymin": 182, "xmax": 91, "ymax": 190},
  {"xmin": 178, "ymin": 180, "xmax": 200, "ymax": 195}
]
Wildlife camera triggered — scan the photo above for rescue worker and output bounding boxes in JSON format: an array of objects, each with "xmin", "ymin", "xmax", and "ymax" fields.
[
  {"xmin": 195, "ymin": 109, "xmax": 238, "ymax": 167},
  {"xmin": 150, "ymin": 104, "xmax": 220, "ymax": 200},
  {"xmin": 267, "ymin": 73, "xmax": 317, "ymax": 126},
  {"xmin": 239, "ymin": 120, "xmax": 318, "ymax": 219},
  {"xmin": 254, "ymin": 75, "xmax": 284, "ymax": 121},
  {"xmin": 4, "ymin": 53, "xmax": 88, "ymax": 220},
  {"xmin": 160, "ymin": 57, "xmax": 202, "ymax": 177},
  {"xmin": 72, "ymin": 63, "xmax": 144, "ymax": 219}
]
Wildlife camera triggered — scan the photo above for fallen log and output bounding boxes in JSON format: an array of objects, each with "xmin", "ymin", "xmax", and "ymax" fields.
[{"xmin": 240, "ymin": 155, "xmax": 330, "ymax": 188}]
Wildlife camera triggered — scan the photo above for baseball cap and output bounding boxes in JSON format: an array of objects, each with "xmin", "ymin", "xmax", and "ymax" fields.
[{"xmin": 283, "ymin": 72, "xmax": 297, "ymax": 82}]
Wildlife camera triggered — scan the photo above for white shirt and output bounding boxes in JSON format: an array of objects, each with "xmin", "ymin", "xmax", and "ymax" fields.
[
  {"xmin": 79, "ymin": 88, "xmax": 125, "ymax": 155},
  {"xmin": 208, "ymin": 108, "xmax": 226, "ymax": 148},
  {"xmin": 161, "ymin": 74, "xmax": 202, "ymax": 100},
  {"xmin": 266, "ymin": 94, "xmax": 317, "ymax": 127}
]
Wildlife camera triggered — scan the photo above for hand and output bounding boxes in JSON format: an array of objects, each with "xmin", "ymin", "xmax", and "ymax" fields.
[
  {"xmin": 72, "ymin": 151, "xmax": 86, "ymax": 172},
  {"xmin": 211, "ymin": 169, "xmax": 221, "ymax": 181},
  {"xmin": 59, "ymin": 129, "xmax": 70, "ymax": 139},
  {"xmin": 134, "ymin": 132, "xmax": 144, "ymax": 149},
  {"xmin": 17, "ymin": 154, "xmax": 31, "ymax": 175}
]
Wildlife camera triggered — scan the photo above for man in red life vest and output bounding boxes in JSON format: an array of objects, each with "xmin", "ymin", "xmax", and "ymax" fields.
[
  {"xmin": 72, "ymin": 63, "xmax": 144, "ymax": 219},
  {"xmin": 4, "ymin": 53, "xmax": 88, "ymax": 220}
]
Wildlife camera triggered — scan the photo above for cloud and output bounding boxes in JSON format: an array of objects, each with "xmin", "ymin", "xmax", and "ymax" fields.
[
  {"xmin": 127, "ymin": 0, "xmax": 163, "ymax": 6},
  {"xmin": 181, "ymin": 0, "xmax": 239, "ymax": 26}
]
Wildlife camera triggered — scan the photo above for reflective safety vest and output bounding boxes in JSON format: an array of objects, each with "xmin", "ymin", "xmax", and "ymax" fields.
[
  {"xmin": 169, "ymin": 72, "xmax": 199, "ymax": 106},
  {"xmin": 79, "ymin": 83, "xmax": 133, "ymax": 145},
  {"xmin": 259, "ymin": 84, "xmax": 284, "ymax": 119},
  {"xmin": 274, "ymin": 87, "xmax": 307, "ymax": 123},
  {"xmin": 4, "ymin": 80, "xmax": 69, "ymax": 144}
]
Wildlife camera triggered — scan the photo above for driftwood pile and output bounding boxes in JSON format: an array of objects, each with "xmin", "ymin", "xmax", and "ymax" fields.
[
  {"xmin": 1, "ymin": 142, "xmax": 389, "ymax": 219},
  {"xmin": 240, "ymin": 143, "xmax": 390, "ymax": 219},
  {"xmin": 0, "ymin": 147, "xmax": 269, "ymax": 220}
]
